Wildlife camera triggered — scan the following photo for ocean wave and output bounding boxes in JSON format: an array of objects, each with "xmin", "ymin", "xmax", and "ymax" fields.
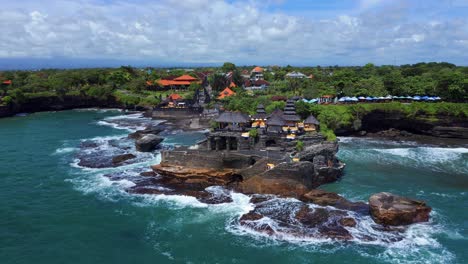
[
  {"xmin": 97, "ymin": 113, "xmax": 161, "ymax": 132},
  {"xmin": 375, "ymin": 147, "xmax": 468, "ymax": 163},
  {"xmin": 338, "ymin": 144, "xmax": 468, "ymax": 175},
  {"xmin": 73, "ymin": 108, "xmax": 123, "ymax": 113},
  {"xmin": 53, "ymin": 147, "xmax": 78, "ymax": 155}
]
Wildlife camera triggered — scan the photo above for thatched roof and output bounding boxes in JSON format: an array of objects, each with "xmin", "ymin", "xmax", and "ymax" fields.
[
  {"xmin": 267, "ymin": 109, "xmax": 283, "ymax": 119},
  {"xmin": 304, "ymin": 115, "xmax": 320, "ymax": 125},
  {"xmin": 282, "ymin": 114, "xmax": 301, "ymax": 122},
  {"xmin": 283, "ymin": 99, "xmax": 300, "ymax": 121},
  {"xmin": 252, "ymin": 104, "xmax": 267, "ymax": 119},
  {"xmin": 215, "ymin": 111, "xmax": 250, "ymax": 123},
  {"xmin": 267, "ymin": 113, "xmax": 286, "ymax": 126}
]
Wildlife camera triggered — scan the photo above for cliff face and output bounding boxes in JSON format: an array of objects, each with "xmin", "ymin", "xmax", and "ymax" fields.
[
  {"xmin": 154, "ymin": 142, "xmax": 345, "ymax": 199},
  {"xmin": 336, "ymin": 110, "xmax": 468, "ymax": 139},
  {"xmin": 0, "ymin": 95, "xmax": 131, "ymax": 118}
]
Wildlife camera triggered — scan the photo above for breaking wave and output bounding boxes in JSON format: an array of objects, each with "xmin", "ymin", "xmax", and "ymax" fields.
[{"xmin": 338, "ymin": 138, "xmax": 468, "ymax": 174}]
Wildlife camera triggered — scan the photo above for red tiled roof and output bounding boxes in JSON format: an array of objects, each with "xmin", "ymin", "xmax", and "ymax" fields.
[
  {"xmin": 168, "ymin": 93, "xmax": 182, "ymax": 101},
  {"xmin": 229, "ymin": 82, "xmax": 236, "ymax": 88},
  {"xmin": 157, "ymin": 79, "xmax": 191, "ymax": 86},
  {"xmin": 251, "ymin": 66, "xmax": 263, "ymax": 73},
  {"xmin": 218, "ymin": 87, "xmax": 236, "ymax": 99},
  {"xmin": 2, "ymin": 80, "xmax": 12, "ymax": 85},
  {"xmin": 174, "ymin": 74, "xmax": 198, "ymax": 82},
  {"xmin": 146, "ymin": 81, "xmax": 153, "ymax": 86},
  {"xmin": 244, "ymin": 79, "xmax": 270, "ymax": 87}
]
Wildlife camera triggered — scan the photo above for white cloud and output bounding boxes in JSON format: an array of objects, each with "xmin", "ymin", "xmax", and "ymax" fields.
[{"xmin": 0, "ymin": 0, "xmax": 466, "ymax": 65}]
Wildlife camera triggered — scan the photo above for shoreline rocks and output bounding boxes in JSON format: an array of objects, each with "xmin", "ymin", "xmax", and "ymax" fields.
[
  {"xmin": 369, "ymin": 192, "xmax": 432, "ymax": 226},
  {"xmin": 135, "ymin": 134, "xmax": 163, "ymax": 152}
]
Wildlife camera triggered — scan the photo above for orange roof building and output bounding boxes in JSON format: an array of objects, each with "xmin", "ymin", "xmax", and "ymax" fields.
[
  {"xmin": 153, "ymin": 74, "xmax": 200, "ymax": 89},
  {"xmin": 174, "ymin": 75, "xmax": 198, "ymax": 82},
  {"xmin": 251, "ymin": 66, "xmax": 264, "ymax": 73},
  {"xmin": 157, "ymin": 79, "xmax": 191, "ymax": 86},
  {"xmin": 2, "ymin": 80, "xmax": 12, "ymax": 85},
  {"xmin": 218, "ymin": 87, "xmax": 236, "ymax": 99},
  {"xmin": 229, "ymin": 82, "xmax": 236, "ymax": 88},
  {"xmin": 168, "ymin": 93, "xmax": 182, "ymax": 101}
]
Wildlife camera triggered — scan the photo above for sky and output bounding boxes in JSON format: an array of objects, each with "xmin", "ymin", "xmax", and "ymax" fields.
[{"xmin": 0, "ymin": 0, "xmax": 468, "ymax": 69}]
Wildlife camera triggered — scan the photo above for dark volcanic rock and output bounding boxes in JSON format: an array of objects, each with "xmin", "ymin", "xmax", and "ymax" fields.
[
  {"xmin": 140, "ymin": 171, "xmax": 157, "ymax": 177},
  {"xmin": 369, "ymin": 192, "xmax": 431, "ymax": 226},
  {"xmin": 135, "ymin": 135, "xmax": 163, "ymax": 152},
  {"xmin": 112, "ymin": 153, "xmax": 136, "ymax": 165},
  {"xmin": 298, "ymin": 142, "xmax": 339, "ymax": 162},
  {"xmin": 340, "ymin": 217, "xmax": 357, "ymax": 227},
  {"xmin": 239, "ymin": 199, "xmax": 354, "ymax": 240},
  {"xmin": 129, "ymin": 126, "xmax": 164, "ymax": 140}
]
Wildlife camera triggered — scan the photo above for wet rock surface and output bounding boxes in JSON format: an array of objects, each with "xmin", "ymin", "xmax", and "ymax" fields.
[
  {"xmin": 135, "ymin": 134, "xmax": 163, "ymax": 152},
  {"xmin": 112, "ymin": 153, "xmax": 136, "ymax": 165},
  {"xmin": 369, "ymin": 192, "xmax": 432, "ymax": 226},
  {"xmin": 238, "ymin": 198, "xmax": 354, "ymax": 240}
]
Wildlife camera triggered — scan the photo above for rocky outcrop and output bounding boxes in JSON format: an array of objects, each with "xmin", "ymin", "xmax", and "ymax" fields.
[
  {"xmin": 369, "ymin": 192, "xmax": 432, "ymax": 226},
  {"xmin": 111, "ymin": 154, "xmax": 136, "ymax": 165},
  {"xmin": 135, "ymin": 135, "xmax": 163, "ymax": 152},
  {"xmin": 238, "ymin": 161, "xmax": 314, "ymax": 197},
  {"xmin": 239, "ymin": 197, "xmax": 354, "ymax": 240},
  {"xmin": 152, "ymin": 163, "xmax": 240, "ymax": 188},
  {"xmin": 156, "ymin": 144, "xmax": 344, "ymax": 198},
  {"xmin": 128, "ymin": 126, "xmax": 165, "ymax": 140},
  {"xmin": 336, "ymin": 109, "xmax": 468, "ymax": 139},
  {"xmin": 300, "ymin": 189, "xmax": 369, "ymax": 213}
]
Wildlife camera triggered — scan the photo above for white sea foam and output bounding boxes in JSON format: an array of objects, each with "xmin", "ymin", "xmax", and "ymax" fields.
[
  {"xmin": 375, "ymin": 147, "xmax": 468, "ymax": 163},
  {"xmin": 96, "ymin": 112, "xmax": 160, "ymax": 132},
  {"xmin": 135, "ymin": 194, "xmax": 209, "ymax": 209},
  {"xmin": 74, "ymin": 108, "xmax": 122, "ymax": 112},
  {"xmin": 53, "ymin": 147, "xmax": 78, "ymax": 155}
]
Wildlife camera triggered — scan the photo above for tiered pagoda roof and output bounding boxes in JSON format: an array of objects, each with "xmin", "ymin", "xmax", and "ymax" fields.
[
  {"xmin": 252, "ymin": 104, "xmax": 267, "ymax": 120},
  {"xmin": 282, "ymin": 99, "xmax": 301, "ymax": 122}
]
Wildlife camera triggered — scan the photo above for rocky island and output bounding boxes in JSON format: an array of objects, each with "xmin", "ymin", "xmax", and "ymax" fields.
[{"xmin": 121, "ymin": 100, "xmax": 432, "ymax": 241}]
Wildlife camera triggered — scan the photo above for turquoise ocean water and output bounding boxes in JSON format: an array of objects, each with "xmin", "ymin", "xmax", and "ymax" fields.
[{"xmin": 0, "ymin": 110, "xmax": 467, "ymax": 264}]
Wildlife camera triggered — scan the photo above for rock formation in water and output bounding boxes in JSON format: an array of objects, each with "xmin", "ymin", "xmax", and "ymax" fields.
[
  {"xmin": 369, "ymin": 192, "xmax": 432, "ymax": 226},
  {"xmin": 135, "ymin": 134, "xmax": 163, "ymax": 152}
]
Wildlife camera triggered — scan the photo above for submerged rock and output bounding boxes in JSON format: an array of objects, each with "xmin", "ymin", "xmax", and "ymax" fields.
[
  {"xmin": 369, "ymin": 192, "xmax": 431, "ymax": 226},
  {"xmin": 111, "ymin": 153, "xmax": 136, "ymax": 165},
  {"xmin": 135, "ymin": 135, "xmax": 163, "ymax": 152}
]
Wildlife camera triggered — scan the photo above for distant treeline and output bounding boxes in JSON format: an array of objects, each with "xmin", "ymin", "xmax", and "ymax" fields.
[{"xmin": 0, "ymin": 62, "xmax": 467, "ymax": 108}]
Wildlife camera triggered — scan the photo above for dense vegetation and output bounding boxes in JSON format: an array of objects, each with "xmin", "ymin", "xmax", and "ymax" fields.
[
  {"xmin": 1, "ymin": 62, "xmax": 467, "ymax": 140},
  {"xmin": 0, "ymin": 66, "xmax": 200, "ymax": 108}
]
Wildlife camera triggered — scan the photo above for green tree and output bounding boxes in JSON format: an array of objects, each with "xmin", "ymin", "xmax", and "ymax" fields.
[{"xmin": 221, "ymin": 62, "xmax": 236, "ymax": 73}]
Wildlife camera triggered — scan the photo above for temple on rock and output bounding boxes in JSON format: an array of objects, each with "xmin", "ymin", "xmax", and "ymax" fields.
[{"xmin": 203, "ymin": 99, "xmax": 321, "ymax": 151}]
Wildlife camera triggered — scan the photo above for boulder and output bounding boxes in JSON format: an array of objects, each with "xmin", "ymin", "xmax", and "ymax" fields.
[
  {"xmin": 128, "ymin": 126, "xmax": 164, "ymax": 140},
  {"xmin": 369, "ymin": 192, "xmax": 431, "ymax": 226},
  {"xmin": 135, "ymin": 135, "xmax": 163, "ymax": 152},
  {"xmin": 111, "ymin": 153, "xmax": 136, "ymax": 165}
]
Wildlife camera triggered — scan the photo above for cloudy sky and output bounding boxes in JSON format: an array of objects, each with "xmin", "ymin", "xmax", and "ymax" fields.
[{"xmin": 1, "ymin": 0, "xmax": 468, "ymax": 68}]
